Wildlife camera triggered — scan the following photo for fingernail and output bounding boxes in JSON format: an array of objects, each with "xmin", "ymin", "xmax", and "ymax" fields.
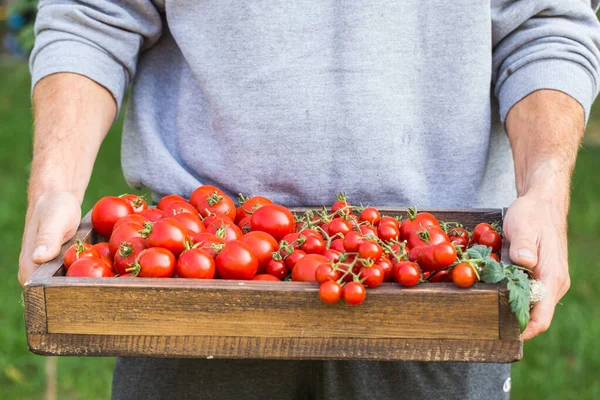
[
  {"xmin": 32, "ymin": 245, "xmax": 48, "ymax": 260},
  {"xmin": 518, "ymin": 248, "xmax": 536, "ymax": 261}
]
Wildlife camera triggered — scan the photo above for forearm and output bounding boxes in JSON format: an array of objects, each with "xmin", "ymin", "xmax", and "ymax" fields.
[
  {"xmin": 505, "ymin": 90, "xmax": 585, "ymax": 216},
  {"xmin": 30, "ymin": 73, "xmax": 116, "ymax": 205}
]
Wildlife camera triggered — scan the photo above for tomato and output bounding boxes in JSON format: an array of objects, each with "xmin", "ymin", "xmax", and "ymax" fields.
[
  {"xmin": 327, "ymin": 218, "xmax": 352, "ymax": 237},
  {"xmin": 359, "ymin": 224, "xmax": 378, "ymax": 237},
  {"xmin": 64, "ymin": 239, "xmax": 99, "ymax": 270},
  {"xmin": 157, "ymin": 194, "xmax": 187, "ymax": 211},
  {"xmin": 322, "ymin": 249, "xmax": 342, "ymax": 263},
  {"xmin": 91, "ymin": 196, "xmax": 134, "ymax": 238},
  {"xmin": 298, "ymin": 228, "xmax": 321, "ymax": 239},
  {"xmin": 358, "ymin": 240, "xmax": 383, "ymax": 261},
  {"xmin": 301, "ymin": 235, "xmax": 326, "ymax": 254},
  {"xmin": 393, "ymin": 261, "xmax": 421, "ymax": 287},
  {"xmin": 147, "ymin": 218, "xmax": 188, "ymax": 256},
  {"xmin": 66, "ymin": 257, "xmax": 114, "ymax": 277},
  {"xmin": 121, "ymin": 194, "xmax": 148, "ymax": 213},
  {"xmin": 113, "ymin": 237, "xmax": 148, "ymax": 275},
  {"xmin": 202, "ymin": 214, "xmax": 233, "ymax": 228},
  {"xmin": 161, "ymin": 201, "xmax": 198, "ymax": 218},
  {"xmin": 416, "ymin": 242, "xmax": 457, "ymax": 271},
  {"xmin": 429, "ymin": 269, "xmax": 453, "ymax": 283},
  {"xmin": 359, "ymin": 265, "xmax": 384, "ymax": 288},
  {"xmin": 399, "ymin": 211, "xmax": 439, "ymax": 241},
  {"xmin": 189, "ymin": 185, "xmax": 224, "ymax": 209},
  {"xmin": 315, "ymin": 263, "xmax": 341, "ymax": 284},
  {"xmin": 448, "ymin": 227, "xmax": 470, "ymax": 249},
  {"xmin": 239, "ymin": 231, "xmax": 278, "ymax": 273},
  {"xmin": 139, "ymin": 208, "xmax": 164, "ymax": 222},
  {"xmin": 238, "ymin": 195, "xmax": 273, "ymax": 219},
  {"xmin": 113, "ymin": 214, "xmax": 149, "ymax": 232},
  {"xmin": 281, "ymin": 233, "xmax": 303, "ymax": 248},
  {"xmin": 206, "ymin": 220, "xmax": 243, "ymax": 242},
  {"xmin": 285, "ymin": 249, "xmax": 307, "ymax": 270},
  {"xmin": 176, "ymin": 248, "xmax": 216, "ymax": 279},
  {"xmin": 471, "ymin": 222, "xmax": 494, "ymax": 245},
  {"xmin": 342, "ymin": 282, "xmax": 366, "ymax": 305},
  {"xmin": 129, "ymin": 247, "xmax": 176, "ymax": 277},
  {"xmin": 172, "ymin": 212, "xmax": 205, "ymax": 235},
  {"xmin": 292, "ymin": 254, "xmax": 329, "ymax": 282},
  {"xmin": 191, "ymin": 190, "xmax": 236, "ymax": 221},
  {"xmin": 100, "ymin": 255, "xmax": 114, "ymax": 271},
  {"xmin": 376, "ymin": 258, "xmax": 394, "ymax": 281},
  {"xmin": 250, "ymin": 204, "xmax": 296, "ymax": 241},
  {"xmin": 252, "ymin": 274, "xmax": 280, "ymax": 281},
  {"xmin": 360, "ymin": 207, "xmax": 381, "ymax": 226},
  {"xmin": 452, "ymin": 263, "xmax": 477, "ymax": 288},
  {"xmin": 109, "ymin": 222, "xmax": 145, "ymax": 256},
  {"xmin": 407, "ymin": 226, "xmax": 449, "ymax": 249},
  {"xmin": 329, "ymin": 238, "xmax": 346, "ymax": 253},
  {"xmin": 216, "ymin": 240, "xmax": 259, "ymax": 280},
  {"xmin": 266, "ymin": 259, "xmax": 289, "ymax": 279},
  {"xmin": 490, "ymin": 253, "xmax": 500, "ymax": 262},
  {"xmin": 331, "ymin": 193, "xmax": 351, "ymax": 216},
  {"xmin": 93, "ymin": 242, "xmax": 111, "ymax": 259},
  {"xmin": 478, "ymin": 230, "xmax": 502, "ymax": 253},
  {"xmin": 377, "ymin": 222, "xmax": 400, "ymax": 242},
  {"xmin": 342, "ymin": 231, "xmax": 363, "ymax": 252},
  {"xmin": 192, "ymin": 232, "xmax": 225, "ymax": 258},
  {"xmin": 238, "ymin": 215, "xmax": 252, "ymax": 233},
  {"xmin": 319, "ymin": 280, "xmax": 343, "ymax": 304}
]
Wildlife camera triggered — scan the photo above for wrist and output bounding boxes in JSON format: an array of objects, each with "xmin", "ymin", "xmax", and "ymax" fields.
[{"xmin": 516, "ymin": 160, "xmax": 571, "ymax": 216}]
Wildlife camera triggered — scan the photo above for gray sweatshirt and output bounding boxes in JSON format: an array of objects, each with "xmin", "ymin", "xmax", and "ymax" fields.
[{"xmin": 30, "ymin": 1, "xmax": 600, "ymax": 209}]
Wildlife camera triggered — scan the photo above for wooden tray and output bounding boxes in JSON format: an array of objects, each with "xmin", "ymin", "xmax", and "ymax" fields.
[{"xmin": 24, "ymin": 208, "xmax": 522, "ymax": 362}]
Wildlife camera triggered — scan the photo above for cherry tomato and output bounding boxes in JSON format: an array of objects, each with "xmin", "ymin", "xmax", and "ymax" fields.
[
  {"xmin": 281, "ymin": 233, "xmax": 303, "ymax": 248},
  {"xmin": 490, "ymin": 253, "xmax": 500, "ymax": 262},
  {"xmin": 322, "ymin": 249, "xmax": 342, "ymax": 263},
  {"xmin": 191, "ymin": 190, "xmax": 236, "ymax": 221},
  {"xmin": 359, "ymin": 207, "xmax": 381, "ymax": 226},
  {"xmin": 399, "ymin": 211, "xmax": 439, "ymax": 241},
  {"xmin": 216, "ymin": 240, "xmax": 259, "ymax": 280},
  {"xmin": 250, "ymin": 204, "xmax": 296, "ymax": 241},
  {"xmin": 319, "ymin": 280, "xmax": 343, "ymax": 304},
  {"xmin": 139, "ymin": 208, "xmax": 164, "ymax": 222},
  {"xmin": 202, "ymin": 214, "xmax": 233, "ymax": 229},
  {"xmin": 393, "ymin": 261, "xmax": 421, "ymax": 287},
  {"xmin": 157, "ymin": 194, "xmax": 187, "ymax": 211},
  {"xmin": 285, "ymin": 249, "xmax": 307, "ymax": 271},
  {"xmin": 377, "ymin": 221, "xmax": 400, "ymax": 242},
  {"xmin": 239, "ymin": 231, "xmax": 278, "ymax": 274},
  {"xmin": 238, "ymin": 195, "xmax": 273, "ymax": 219},
  {"xmin": 292, "ymin": 254, "xmax": 330, "ymax": 282},
  {"xmin": 331, "ymin": 193, "xmax": 351, "ymax": 216},
  {"xmin": 176, "ymin": 248, "xmax": 216, "ymax": 279},
  {"xmin": 161, "ymin": 200, "xmax": 198, "ymax": 218},
  {"xmin": 329, "ymin": 238, "xmax": 346, "ymax": 253},
  {"xmin": 342, "ymin": 231, "xmax": 364, "ymax": 252},
  {"xmin": 327, "ymin": 218, "xmax": 352, "ymax": 237},
  {"xmin": 206, "ymin": 220, "xmax": 243, "ymax": 242},
  {"xmin": 91, "ymin": 196, "xmax": 134, "ymax": 238},
  {"xmin": 66, "ymin": 257, "xmax": 114, "ymax": 277},
  {"xmin": 298, "ymin": 228, "xmax": 321, "ymax": 239},
  {"xmin": 189, "ymin": 185, "xmax": 224, "ymax": 209},
  {"xmin": 478, "ymin": 230, "xmax": 502, "ymax": 253},
  {"xmin": 315, "ymin": 263, "xmax": 341, "ymax": 284},
  {"xmin": 358, "ymin": 240, "xmax": 383, "ymax": 261},
  {"xmin": 452, "ymin": 263, "xmax": 477, "ymax": 288},
  {"xmin": 172, "ymin": 212, "xmax": 205, "ymax": 235},
  {"xmin": 113, "ymin": 214, "xmax": 149, "ymax": 232},
  {"xmin": 113, "ymin": 237, "xmax": 148, "ymax": 275},
  {"xmin": 266, "ymin": 259, "xmax": 289, "ymax": 280},
  {"xmin": 359, "ymin": 265, "xmax": 384, "ymax": 288},
  {"xmin": 407, "ymin": 226, "xmax": 449, "ymax": 249},
  {"xmin": 342, "ymin": 282, "xmax": 366, "ymax": 305},
  {"xmin": 93, "ymin": 242, "xmax": 111, "ymax": 260},
  {"xmin": 251, "ymin": 274, "xmax": 280, "ymax": 281},
  {"xmin": 129, "ymin": 247, "xmax": 176, "ymax": 277},
  {"xmin": 147, "ymin": 218, "xmax": 188, "ymax": 256},
  {"xmin": 429, "ymin": 269, "xmax": 453, "ymax": 283},
  {"xmin": 376, "ymin": 258, "xmax": 394, "ymax": 281},
  {"xmin": 359, "ymin": 224, "xmax": 378, "ymax": 237},
  {"xmin": 108, "ymin": 222, "xmax": 145, "ymax": 256},
  {"xmin": 416, "ymin": 242, "xmax": 457, "ymax": 271},
  {"xmin": 64, "ymin": 239, "xmax": 99, "ymax": 270},
  {"xmin": 301, "ymin": 235, "xmax": 326, "ymax": 254},
  {"xmin": 448, "ymin": 227, "xmax": 470, "ymax": 249},
  {"xmin": 121, "ymin": 194, "xmax": 148, "ymax": 213},
  {"xmin": 237, "ymin": 215, "xmax": 252, "ymax": 233},
  {"xmin": 471, "ymin": 222, "xmax": 495, "ymax": 245},
  {"xmin": 192, "ymin": 232, "xmax": 225, "ymax": 258}
]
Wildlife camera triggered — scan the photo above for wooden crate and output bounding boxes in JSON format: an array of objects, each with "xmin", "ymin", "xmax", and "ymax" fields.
[{"xmin": 24, "ymin": 208, "xmax": 522, "ymax": 362}]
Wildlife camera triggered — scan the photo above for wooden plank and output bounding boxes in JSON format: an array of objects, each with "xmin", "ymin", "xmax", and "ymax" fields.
[
  {"xmin": 26, "ymin": 334, "xmax": 522, "ymax": 362},
  {"xmin": 498, "ymin": 288, "xmax": 521, "ymax": 340},
  {"xmin": 24, "ymin": 285, "xmax": 47, "ymax": 334},
  {"xmin": 44, "ymin": 283, "xmax": 499, "ymax": 340}
]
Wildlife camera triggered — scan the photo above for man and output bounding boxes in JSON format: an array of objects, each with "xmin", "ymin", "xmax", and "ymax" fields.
[{"xmin": 18, "ymin": 1, "xmax": 600, "ymax": 399}]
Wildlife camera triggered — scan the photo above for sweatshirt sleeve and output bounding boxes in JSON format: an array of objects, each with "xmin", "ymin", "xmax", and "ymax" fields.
[
  {"xmin": 492, "ymin": 1, "xmax": 600, "ymax": 122},
  {"xmin": 29, "ymin": 0, "xmax": 163, "ymax": 112}
]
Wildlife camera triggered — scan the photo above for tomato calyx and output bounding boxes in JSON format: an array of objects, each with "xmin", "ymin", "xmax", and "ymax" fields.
[
  {"xmin": 406, "ymin": 206, "xmax": 419, "ymax": 221},
  {"xmin": 138, "ymin": 221, "xmax": 154, "ymax": 239},
  {"xmin": 117, "ymin": 241, "xmax": 134, "ymax": 258},
  {"xmin": 74, "ymin": 239, "xmax": 87, "ymax": 258},
  {"xmin": 206, "ymin": 191, "xmax": 223, "ymax": 206}
]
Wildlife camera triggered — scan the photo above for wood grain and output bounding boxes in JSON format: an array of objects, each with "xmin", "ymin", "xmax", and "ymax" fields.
[
  {"xmin": 26, "ymin": 333, "xmax": 522, "ymax": 362},
  {"xmin": 24, "ymin": 285, "xmax": 47, "ymax": 334}
]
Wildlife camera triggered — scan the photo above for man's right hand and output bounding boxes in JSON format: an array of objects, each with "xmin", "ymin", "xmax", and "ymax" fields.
[{"xmin": 18, "ymin": 192, "xmax": 82, "ymax": 286}]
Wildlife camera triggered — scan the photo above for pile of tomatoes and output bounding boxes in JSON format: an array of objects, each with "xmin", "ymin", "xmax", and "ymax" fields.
[{"xmin": 64, "ymin": 187, "xmax": 502, "ymax": 307}]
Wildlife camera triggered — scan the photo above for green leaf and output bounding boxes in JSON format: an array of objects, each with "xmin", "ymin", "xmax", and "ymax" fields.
[
  {"xmin": 480, "ymin": 259, "xmax": 505, "ymax": 283},
  {"xmin": 466, "ymin": 244, "xmax": 492, "ymax": 260},
  {"xmin": 507, "ymin": 271, "xmax": 531, "ymax": 332}
]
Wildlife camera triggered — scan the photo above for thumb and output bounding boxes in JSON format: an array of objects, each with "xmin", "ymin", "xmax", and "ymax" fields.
[
  {"xmin": 32, "ymin": 206, "xmax": 81, "ymax": 264},
  {"xmin": 504, "ymin": 220, "xmax": 539, "ymax": 270}
]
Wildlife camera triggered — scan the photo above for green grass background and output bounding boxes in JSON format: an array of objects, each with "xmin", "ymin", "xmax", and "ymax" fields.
[{"xmin": 1, "ymin": 62, "xmax": 600, "ymax": 400}]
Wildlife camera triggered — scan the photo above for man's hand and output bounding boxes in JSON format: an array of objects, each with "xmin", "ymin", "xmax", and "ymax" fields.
[{"xmin": 505, "ymin": 90, "xmax": 584, "ymax": 340}]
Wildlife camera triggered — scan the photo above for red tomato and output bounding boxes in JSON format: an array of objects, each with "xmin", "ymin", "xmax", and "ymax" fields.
[
  {"xmin": 490, "ymin": 253, "xmax": 500, "ymax": 262},
  {"xmin": 66, "ymin": 257, "xmax": 114, "ymax": 277},
  {"xmin": 377, "ymin": 222, "xmax": 399, "ymax": 242},
  {"xmin": 139, "ymin": 208, "xmax": 164, "ymax": 222},
  {"xmin": 266, "ymin": 259, "xmax": 289, "ymax": 280},
  {"xmin": 359, "ymin": 207, "xmax": 381, "ymax": 226},
  {"xmin": 301, "ymin": 235, "xmax": 326, "ymax": 254},
  {"xmin": 452, "ymin": 263, "xmax": 477, "ymax": 288},
  {"xmin": 237, "ymin": 215, "xmax": 252, "ymax": 233},
  {"xmin": 292, "ymin": 254, "xmax": 330, "ymax": 282},
  {"xmin": 358, "ymin": 240, "xmax": 383, "ymax": 261},
  {"xmin": 238, "ymin": 195, "xmax": 273, "ymax": 219},
  {"xmin": 359, "ymin": 265, "xmax": 384, "ymax": 288},
  {"xmin": 161, "ymin": 201, "xmax": 198, "ymax": 218},
  {"xmin": 359, "ymin": 224, "xmax": 378, "ymax": 237},
  {"xmin": 343, "ymin": 231, "xmax": 364, "ymax": 252},
  {"xmin": 393, "ymin": 261, "xmax": 421, "ymax": 287},
  {"xmin": 399, "ymin": 211, "xmax": 439, "ymax": 241},
  {"xmin": 206, "ymin": 220, "xmax": 243, "ymax": 242},
  {"xmin": 121, "ymin": 194, "xmax": 148, "ymax": 213},
  {"xmin": 91, "ymin": 196, "xmax": 134, "ymax": 238},
  {"xmin": 319, "ymin": 280, "xmax": 343, "ymax": 304},
  {"xmin": 322, "ymin": 249, "xmax": 342, "ymax": 263},
  {"xmin": 329, "ymin": 238, "xmax": 346, "ymax": 253},
  {"xmin": 192, "ymin": 232, "xmax": 225, "ymax": 258},
  {"xmin": 93, "ymin": 242, "xmax": 111, "ymax": 259},
  {"xmin": 216, "ymin": 240, "xmax": 259, "ymax": 280},
  {"xmin": 281, "ymin": 233, "xmax": 302, "ymax": 248},
  {"xmin": 239, "ymin": 231, "xmax": 278, "ymax": 273},
  {"xmin": 407, "ymin": 226, "xmax": 449, "ymax": 249},
  {"xmin": 202, "ymin": 214, "xmax": 233, "ymax": 229},
  {"xmin": 189, "ymin": 185, "xmax": 224, "ymax": 209},
  {"xmin": 327, "ymin": 218, "xmax": 352, "ymax": 237},
  {"xmin": 64, "ymin": 239, "xmax": 99, "ymax": 270},
  {"xmin": 478, "ymin": 230, "xmax": 502, "ymax": 253},
  {"xmin": 285, "ymin": 250, "xmax": 307, "ymax": 270},
  {"xmin": 129, "ymin": 247, "xmax": 176, "ymax": 277},
  {"xmin": 172, "ymin": 212, "xmax": 205, "ymax": 235},
  {"xmin": 331, "ymin": 193, "xmax": 351, "ymax": 216},
  {"xmin": 100, "ymin": 255, "xmax": 114, "ymax": 271},
  {"xmin": 429, "ymin": 269, "xmax": 453, "ymax": 283},
  {"xmin": 376, "ymin": 258, "xmax": 394, "ymax": 282},
  {"xmin": 342, "ymin": 282, "xmax": 366, "ymax": 305},
  {"xmin": 147, "ymin": 218, "xmax": 188, "ymax": 256},
  {"xmin": 315, "ymin": 263, "xmax": 341, "ymax": 284},
  {"xmin": 416, "ymin": 242, "xmax": 457, "ymax": 271},
  {"xmin": 113, "ymin": 214, "xmax": 149, "ymax": 232},
  {"xmin": 157, "ymin": 194, "xmax": 187, "ymax": 211},
  {"xmin": 251, "ymin": 274, "xmax": 280, "ymax": 281},
  {"xmin": 108, "ymin": 222, "xmax": 144, "ymax": 256},
  {"xmin": 298, "ymin": 228, "xmax": 321, "ymax": 239},
  {"xmin": 471, "ymin": 222, "xmax": 495, "ymax": 245},
  {"xmin": 250, "ymin": 204, "xmax": 296, "ymax": 241},
  {"xmin": 176, "ymin": 248, "xmax": 216, "ymax": 279},
  {"xmin": 191, "ymin": 190, "xmax": 236, "ymax": 221},
  {"xmin": 448, "ymin": 227, "xmax": 470, "ymax": 249},
  {"xmin": 113, "ymin": 237, "xmax": 148, "ymax": 275},
  {"xmin": 380, "ymin": 216, "xmax": 400, "ymax": 229}
]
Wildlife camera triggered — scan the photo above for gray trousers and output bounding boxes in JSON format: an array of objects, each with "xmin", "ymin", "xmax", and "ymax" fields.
[{"xmin": 111, "ymin": 358, "xmax": 511, "ymax": 399}]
